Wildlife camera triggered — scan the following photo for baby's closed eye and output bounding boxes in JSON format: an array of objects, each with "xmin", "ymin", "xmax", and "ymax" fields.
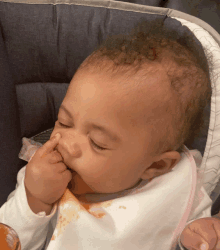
[
  {"xmin": 89, "ymin": 138, "xmax": 107, "ymax": 151},
  {"xmin": 56, "ymin": 120, "xmax": 108, "ymax": 151}
]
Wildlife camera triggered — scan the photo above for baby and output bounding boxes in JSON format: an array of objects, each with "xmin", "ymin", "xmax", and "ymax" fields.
[{"xmin": 0, "ymin": 20, "xmax": 217, "ymax": 250}]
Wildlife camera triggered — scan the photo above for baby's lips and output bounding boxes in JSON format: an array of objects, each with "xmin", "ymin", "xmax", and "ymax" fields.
[
  {"xmin": 67, "ymin": 166, "xmax": 75, "ymax": 173},
  {"xmin": 71, "ymin": 174, "xmax": 95, "ymax": 195},
  {"xmin": 67, "ymin": 171, "xmax": 78, "ymax": 190},
  {"xmin": 67, "ymin": 180, "xmax": 74, "ymax": 190}
]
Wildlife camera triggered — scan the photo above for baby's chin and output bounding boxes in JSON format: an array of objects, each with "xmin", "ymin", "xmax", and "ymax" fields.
[{"xmin": 68, "ymin": 172, "xmax": 96, "ymax": 195}]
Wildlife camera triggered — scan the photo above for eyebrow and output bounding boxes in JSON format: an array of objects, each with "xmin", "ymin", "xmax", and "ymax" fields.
[{"xmin": 59, "ymin": 105, "xmax": 120, "ymax": 142}]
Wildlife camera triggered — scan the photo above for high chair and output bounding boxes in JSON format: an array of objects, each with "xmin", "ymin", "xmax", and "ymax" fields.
[{"xmin": 0, "ymin": 0, "xmax": 220, "ymax": 249}]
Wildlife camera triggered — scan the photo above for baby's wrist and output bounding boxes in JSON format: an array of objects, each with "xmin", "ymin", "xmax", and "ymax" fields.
[{"xmin": 25, "ymin": 186, "xmax": 53, "ymax": 216}]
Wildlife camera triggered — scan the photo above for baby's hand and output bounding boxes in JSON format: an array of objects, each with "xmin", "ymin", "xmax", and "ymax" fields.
[
  {"xmin": 24, "ymin": 133, "xmax": 72, "ymax": 206},
  {"xmin": 180, "ymin": 217, "xmax": 220, "ymax": 250}
]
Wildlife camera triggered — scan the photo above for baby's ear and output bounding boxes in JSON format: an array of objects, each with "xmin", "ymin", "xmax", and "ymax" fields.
[{"xmin": 141, "ymin": 151, "xmax": 181, "ymax": 180}]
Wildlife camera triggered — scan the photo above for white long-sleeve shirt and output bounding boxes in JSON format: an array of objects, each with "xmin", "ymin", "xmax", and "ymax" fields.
[{"xmin": 0, "ymin": 147, "xmax": 212, "ymax": 250}]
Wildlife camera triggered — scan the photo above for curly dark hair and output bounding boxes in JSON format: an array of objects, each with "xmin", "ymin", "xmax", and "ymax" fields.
[{"xmin": 78, "ymin": 18, "xmax": 213, "ymax": 155}]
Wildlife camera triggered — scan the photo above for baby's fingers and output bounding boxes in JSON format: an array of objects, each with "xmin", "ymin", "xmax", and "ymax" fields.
[
  {"xmin": 212, "ymin": 219, "xmax": 220, "ymax": 250},
  {"xmin": 61, "ymin": 169, "xmax": 72, "ymax": 185},
  {"xmin": 48, "ymin": 150, "xmax": 63, "ymax": 164},
  {"xmin": 38, "ymin": 133, "xmax": 61, "ymax": 158},
  {"xmin": 180, "ymin": 226, "xmax": 209, "ymax": 250}
]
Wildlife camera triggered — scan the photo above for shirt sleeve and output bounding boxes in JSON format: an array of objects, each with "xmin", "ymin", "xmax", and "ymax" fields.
[{"xmin": 0, "ymin": 165, "xmax": 58, "ymax": 250}]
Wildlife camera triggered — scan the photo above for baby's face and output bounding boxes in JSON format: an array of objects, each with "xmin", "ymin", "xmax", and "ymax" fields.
[{"xmin": 50, "ymin": 65, "xmax": 173, "ymax": 195}]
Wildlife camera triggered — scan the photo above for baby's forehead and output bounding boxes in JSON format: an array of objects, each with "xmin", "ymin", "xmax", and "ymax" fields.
[
  {"xmin": 113, "ymin": 64, "xmax": 172, "ymax": 103},
  {"xmin": 74, "ymin": 59, "xmax": 175, "ymax": 117},
  {"xmin": 76, "ymin": 61, "xmax": 172, "ymax": 110}
]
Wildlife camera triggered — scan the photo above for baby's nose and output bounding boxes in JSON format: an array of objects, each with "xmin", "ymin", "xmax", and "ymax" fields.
[
  {"xmin": 70, "ymin": 143, "xmax": 81, "ymax": 157},
  {"xmin": 58, "ymin": 136, "xmax": 82, "ymax": 158}
]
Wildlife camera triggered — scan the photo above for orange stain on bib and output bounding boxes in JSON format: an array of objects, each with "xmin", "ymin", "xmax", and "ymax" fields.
[{"xmin": 51, "ymin": 188, "xmax": 112, "ymax": 241}]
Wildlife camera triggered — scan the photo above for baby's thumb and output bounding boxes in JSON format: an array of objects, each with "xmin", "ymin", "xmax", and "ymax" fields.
[
  {"xmin": 181, "ymin": 229, "xmax": 209, "ymax": 250},
  {"xmin": 198, "ymin": 242, "xmax": 209, "ymax": 250}
]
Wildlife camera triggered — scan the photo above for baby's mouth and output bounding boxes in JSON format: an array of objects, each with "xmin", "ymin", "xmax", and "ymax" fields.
[
  {"xmin": 55, "ymin": 147, "xmax": 95, "ymax": 195},
  {"xmin": 66, "ymin": 168, "xmax": 96, "ymax": 195},
  {"xmin": 66, "ymin": 167, "xmax": 77, "ymax": 190},
  {"xmin": 67, "ymin": 166, "xmax": 75, "ymax": 173}
]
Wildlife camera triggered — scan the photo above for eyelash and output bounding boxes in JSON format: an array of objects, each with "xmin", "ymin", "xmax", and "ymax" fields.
[
  {"xmin": 90, "ymin": 139, "xmax": 107, "ymax": 151},
  {"xmin": 58, "ymin": 121, "xmax": 107, "ymax": 151},
  {"xmin": 58, "ymin": 122, "xmax": 69, "ymax": 128}
]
